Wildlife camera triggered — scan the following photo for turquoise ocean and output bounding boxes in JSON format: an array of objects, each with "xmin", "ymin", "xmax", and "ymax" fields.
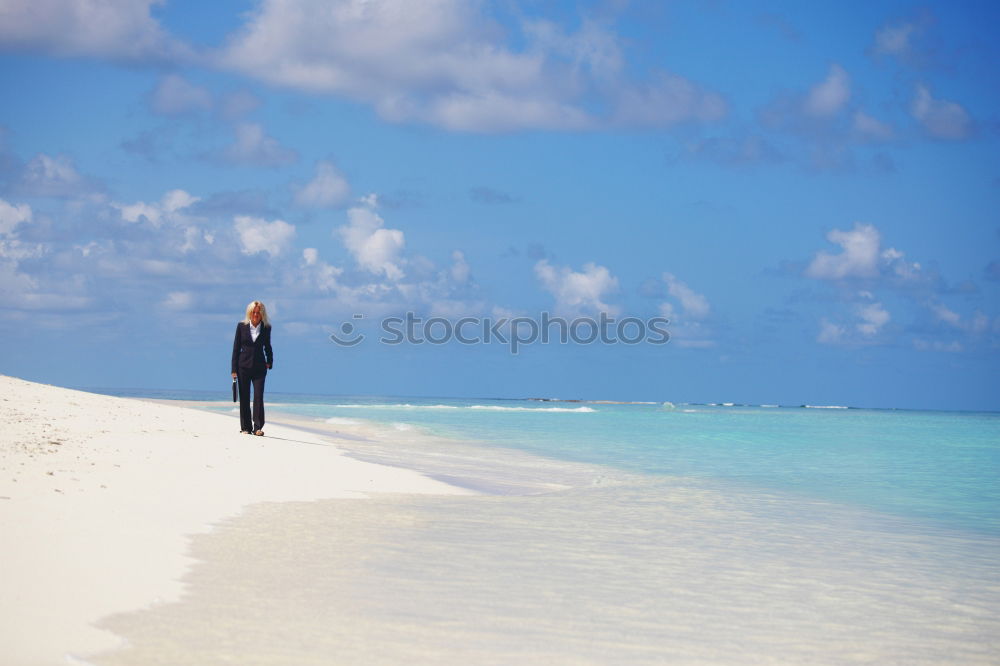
[
  {"xmin": 95, "ymin": 388, "xmax": 1000, "ymax": 663},
  {"xmin": 287, "ymin": 396, "xmax": 1000, "ymax": 536},
  {"xmin": 111, "ymin": 388, "xmax": 1000, "ymax": 537}
]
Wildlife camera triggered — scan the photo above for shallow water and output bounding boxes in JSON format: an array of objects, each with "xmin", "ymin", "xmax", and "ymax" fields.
[
  {"xmin": 254, "ymin": 395, "xmax": 1000, "ymax": 536},
  {"xmin": 88, "ymin": 392, "xmax": 1000, "ymax": 664},
  {"xmin": 95, "ymin": 480, "xmax": 1000, "ymax": 665}
]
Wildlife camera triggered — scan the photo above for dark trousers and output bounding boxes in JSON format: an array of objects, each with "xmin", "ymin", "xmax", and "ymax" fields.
[{"xmin": 237, "ymin": 367, "xmax": 267, "ymax": 432}]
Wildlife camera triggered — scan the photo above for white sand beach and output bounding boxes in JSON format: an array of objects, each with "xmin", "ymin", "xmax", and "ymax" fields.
[{"xmin": 0, "ymin": 376, "xmax": 468, "ymax": 666}]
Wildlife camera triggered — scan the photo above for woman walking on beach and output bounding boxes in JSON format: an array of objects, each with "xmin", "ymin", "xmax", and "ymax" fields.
[{"xmin": 231, "ymin": 300, "xmax": 273, "ymax": 436}]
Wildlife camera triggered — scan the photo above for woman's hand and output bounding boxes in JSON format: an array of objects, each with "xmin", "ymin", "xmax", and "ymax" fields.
[{"xmin": 232, "ymin": 372, "xmax": 237, "ymax": 379}]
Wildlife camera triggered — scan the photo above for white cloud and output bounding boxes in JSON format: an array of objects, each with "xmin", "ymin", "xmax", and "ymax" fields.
[
  {"xmin": 0, "ymin": 250, "xmax": 92, "ymax": 312},
  {"xmin": 805, "ymin": 223, "xmax": 882, "ymax": 280},
  {"xmin": 662, "ymin": 272, "xmax": 710, "ymax": 320},
  {"xmin": 115, "ymin": 189, "xmax": 199, "ymax": 226},
  {"xmin": 112, "ymin": 189, "xmax": 214, "ymax": 254},
  {"xmin": 534, "ymin": 259, "xmax": 619, "ymax": 314},
  {"xmin": 932, "ymin": 303, "xmax": 961, "ymax": 327},
  {"xmin": 217, "ymin": 0, "xmax": 724, "ymax": 132},
  {"xmin": 816, "ymin": 294, "xmax": 892, "ymax": 346},
  {"xmin": 524, "ymin": 17, "xmax": 624, "ymax": 81},
  {"xmin": 222, "ymin": 123, "xmax": 298, "ymax": 166},
  {"xmin": 0, "ymin": 0, "xmax": 190, "ymax": 61},
  {"xmin": 294, "ymin": 161, "xmax": 351, "ymax": 208},
  {"xmin": 180, "ymin": 226, "xmax": 212, "ymax": 253},
  {"xmin": 806, "ymin": 224, "xmax": 928, "ymax": 286},
  {"xmin": 449, "ymin": 250, "xmax": 470, "ymax": 284},
  {"xmin": 0, "ymin": 258, "xmax": 38, "ymax": 304},
  {"xmin": 856, "ymin": 302, "xmax": 890, "ymax": 336},
  {"xmin": 219, "ymin": 90, "xmax": 262, "ymax": 120},
  {"xmin": 234, "ymin": 215, "xmax": 296, "ymax": 257},
  {"xmin": 880, "ymin": 247, "xmax": 922, "ymax": 281},
  {"xmin": 930, "ymin": 303, "xmax": 991, "ymax": 336},
  {"xmin": 0, "ymin": 237, "xmax": 44, "ymax": 261},
  {"xmin": 817, "ymin": 318, "xmax": 847, "ymax": 344},
  {"xmin": 657, "ymin": 301, "xmax": 714, "ymax": 348},
  {"xmin": 871, "ymin": 21, "xmax": 918, "ymax": 57},
  {"xmin": 852, "ymin": 111, "xmax": 894, "ymax": 141},
  {"xmin": 219, "ymin": 0, "xmax": 561, "ymax": 131},
  {"xmin": 162, "ymin": 189, "xmax": 198, "ymax": 213},
  {"xmin": 869, "ymin": 16, "xmax": 935, "ymax": 66},
  {"xmin": 0, "ymin": 187, "xmax": 480, "ymax": 326},
  {"xmin": 684, "ymin": 133, "xmax": 783, "ymax": 167},
  {"xmin": 0, "ymin": 198, "xmax": 32, "ymax": 235},
  {"xmin": 911, "ymin": 84, "xmax": 972, "ymax": 140},
  {"xmin": 804, "ymin": 64, "xmax": 850, "ymax": 117},
  {"xmin": 752, "ymin": 65, "xmax": 866, "ymax": 171},
  {"xmin": 416, "ymin": 92, "xmax": 592, "ymax": 133},
  {"xmin": 20, "ymin": 153, "xmax": 86, "ymax": 197},
  {"xmin": 913, "ymin": 339, "xmax": 963, "ymax": 353},
  {"xmin": 116, "ymin": 201, "xmax": 161, "ymax": 225},
  {"xmin": 301, "ymin": 248, "xmax": 343, "ymax": 292},
  {"xmin": 657, "ymin": 273, "xmax": 713, "ymax": 348},
  {"xmin": 151, "ymin": 74, "xmax": 212, "ymax": 115},
  {"xmin": 611, "ymin": 73, "xmax": 726, "ymax": 128},
  {"xmin": 338, "ymin": 198, "xmax": 405, "ymax": 280},
  {"xmin": 163, "ymin": 291, "xmax": 194, "ymax": 310},
  {"xmin": 0, "ymin": 210, "xmax": 92, "ymax": 313}
]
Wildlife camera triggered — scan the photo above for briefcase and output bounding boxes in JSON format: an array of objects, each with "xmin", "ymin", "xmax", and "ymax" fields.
[{"xmin": 232, "ymin": 378, "xmax": 238, "ymax": 402}]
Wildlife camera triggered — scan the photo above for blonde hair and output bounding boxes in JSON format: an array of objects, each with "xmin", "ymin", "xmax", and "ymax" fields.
[{"xmin": 243, "ymin": 300, "xmax": 270, "ymax": 327}]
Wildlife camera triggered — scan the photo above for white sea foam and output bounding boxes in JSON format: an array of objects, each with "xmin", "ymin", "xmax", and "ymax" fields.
[
  {"xmin": 330, "ymin": 403, "xmax": 594, "ymax": 413},
  {"xmin": 324, "ymin": 417, "xmax": 361, "ymax": 426},
  {"xmin": 804, "ymin": 404, "xmax": 849, "ymax": 409},
  {"xmin": 469, "ymin": 405, "xmax": 595, "ymax": 413},
  {"xmin": 331, "ymin": 403, "xmax": 460, "ymax": 410}
]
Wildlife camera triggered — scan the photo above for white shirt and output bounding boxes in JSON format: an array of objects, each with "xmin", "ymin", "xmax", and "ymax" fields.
[{"xmin": 250, "ymin": 322, "xmax": 261, "ymax": 342}]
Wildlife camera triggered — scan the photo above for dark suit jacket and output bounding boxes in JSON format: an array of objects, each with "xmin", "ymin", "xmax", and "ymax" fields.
[{"xmin": 232, "ymin": 322, "xmax": 273, "ymax": 374}]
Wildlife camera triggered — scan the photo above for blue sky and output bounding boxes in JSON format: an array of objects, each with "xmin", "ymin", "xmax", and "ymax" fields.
[{"xmin": 0, "ymin": 0, "xmax": 997, "ymax": 410}]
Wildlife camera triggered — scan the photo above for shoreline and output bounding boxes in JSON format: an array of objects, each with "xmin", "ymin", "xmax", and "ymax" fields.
[
  {"xmin": 0, "ymin": 375, "xmax": 471, "ymax": 666},
  {"xmin": 150, "ymin": 397, "xmax": 625, "ymax": 497}
]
